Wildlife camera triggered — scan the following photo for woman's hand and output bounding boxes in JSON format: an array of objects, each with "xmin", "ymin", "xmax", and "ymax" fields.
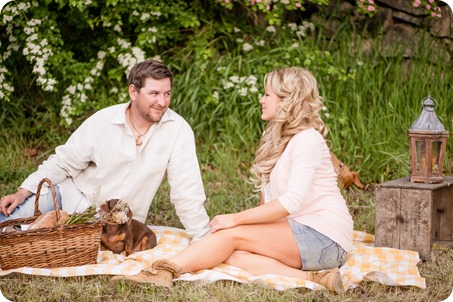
[{"xmin": 209, "ymin": 213, "xmax": 239, "ymax": 233}]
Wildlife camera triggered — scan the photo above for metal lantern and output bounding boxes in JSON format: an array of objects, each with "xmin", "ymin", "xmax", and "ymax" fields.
[{"xmin": 408, "ymin": 96, "xmax": 449, "ymax": 183}]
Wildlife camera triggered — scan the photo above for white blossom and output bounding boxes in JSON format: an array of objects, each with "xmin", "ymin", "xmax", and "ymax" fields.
[
  {"xmin": 266, "ymin": 26, "xmax": 276, "ymax": 33},
  {"xmin": 33, "ymin": 64, "xmax": 45, "ymax": 75},
  {"xmin": 97, "ymin": 51, "xmax": 106, "ymax": 60},
  {"xmin": 140, "ymin": 13, "xmax": 150, "ymax": 21},
  {"xmin": 223, "ymin": 82, "xmax": 234, "ymax": 89},
  {"xmin": 245, "ymin": 75, "xmax": 257, "ymax": 86},
  {"xmin": 3, "ymin": 15, "xmax": 13, "ymax": 23},
  {"xmin": 229, "ymin": 76, "xmax": 240, "ymax": 83},
  {"xmin": 3, "ymin": 50, "xmax": 11, "ymax": 59},
  {"xmin": 242, "ymin": 43, "xmax": 253, "ymax": 52},
  {"xmin": 288, "ymin": 23, "xmax": 298, "ymax": 31},
  {"xmin": 239, "ymin": 87, "xmax": 248, "ymax": 96},
  {"xmin": 96, "ymin": 61, "xmax": 104, "ymax": 70},
  {"xmin": 117, "ymin": 38, "xmax": 131, "ymax": 49},
  {"xmin": 67, "ymin": 85, "xmax": 76, "ymax": 94}
]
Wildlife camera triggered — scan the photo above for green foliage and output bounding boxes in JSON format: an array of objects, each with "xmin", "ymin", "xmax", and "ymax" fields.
[
  {"xmin": 1, "ymin": 0, "xmax": 215, "ymax": 126},
  {"xmin": 217, "ymin": 0, "xmax": 329, "ymax": 25},
  {"xmin": 1, "ymin": 0, "xmax": 452, "ymax": 185}
]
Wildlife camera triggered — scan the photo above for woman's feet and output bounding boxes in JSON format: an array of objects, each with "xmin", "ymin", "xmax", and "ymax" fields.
[{"xmin": 307, "ymin": 267, "xmax": 344, "ymax": 294}]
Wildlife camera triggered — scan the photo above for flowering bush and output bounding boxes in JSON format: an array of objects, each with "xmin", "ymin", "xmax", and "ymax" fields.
[
  {"xmin": 0, "ymin": 0, "xmax": 445, "ymax": 131},
  {"xmin": 355, "ymin": 0, "xmax": 377, "ymax": 17},
  {"xmin": 355, "ymin": 0, "xmax": 442, "ymax": 18},
  {"xmin": 218, "ymin": 0, "xmax": 329, "ymax": 25},
  {"xmin": 1, "ymin": 0, "xmax": 210, "ymax": 126},
  {"xmin": 412, "ymin": 0, "xmax": 442, "ymax": 18}
]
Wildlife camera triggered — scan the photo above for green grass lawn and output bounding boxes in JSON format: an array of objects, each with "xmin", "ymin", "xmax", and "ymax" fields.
[{"xmin": 0, "ymin": 148, "xmax": 452, "ymax": 301}]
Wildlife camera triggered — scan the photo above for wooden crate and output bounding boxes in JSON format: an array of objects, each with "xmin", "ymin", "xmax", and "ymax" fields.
[{"xmin": 375, "ymin": 176, "xmax": 453, "ymax": 258}]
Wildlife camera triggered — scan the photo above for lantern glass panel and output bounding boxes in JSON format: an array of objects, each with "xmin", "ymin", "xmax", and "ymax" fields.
[
  {"xmin": 432, "ymin": 141, "xmax": 441, "ymax": 173},
  {"xmin": 415, "ymin": 140, "xmax": 426, "ymax": 172}
]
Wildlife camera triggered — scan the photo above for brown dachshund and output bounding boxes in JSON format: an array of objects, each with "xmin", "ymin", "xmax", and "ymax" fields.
[
  {"xmin": 100, "ymin": 199, "xmax": 157, "ymax": 256},
  {"xmin": 330, "ymin": 152, "xmax": 365, "ymax": 189}
]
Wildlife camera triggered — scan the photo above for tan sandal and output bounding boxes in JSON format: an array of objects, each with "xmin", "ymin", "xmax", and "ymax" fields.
[
  {"xmin": 110, "ymin": 258, "xmax": 182, "ymax": 288},
  {"xmin": 307, "ymin": 267, "xmax": 344, "ymax": 294}
]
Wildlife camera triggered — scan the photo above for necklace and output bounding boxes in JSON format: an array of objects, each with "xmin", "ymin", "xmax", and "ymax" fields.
[{"xmin": 129, "ymin": 110, "xmax": 150, "ymax": 146}]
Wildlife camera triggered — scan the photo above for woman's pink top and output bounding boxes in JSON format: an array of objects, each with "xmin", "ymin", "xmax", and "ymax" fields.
[{"xmin": 265, "ymin": 128, "xmax": 353, "ymax": 252}]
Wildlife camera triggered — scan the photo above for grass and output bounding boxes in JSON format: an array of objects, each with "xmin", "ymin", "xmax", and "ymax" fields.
[{"xmin": 0, "ymin": 140, "xmax": 452, "ymax": 301}]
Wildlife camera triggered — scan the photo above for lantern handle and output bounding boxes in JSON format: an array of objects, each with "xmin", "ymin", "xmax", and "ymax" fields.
[{"xmin": 421, "ymin": 95, "xmax": 437, "ymax": 112}]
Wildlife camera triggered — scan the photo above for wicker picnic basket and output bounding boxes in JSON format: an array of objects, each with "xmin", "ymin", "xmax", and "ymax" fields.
[{"xmin": 0, "ymin": 178, "xmax": 102, "ymax": 270}]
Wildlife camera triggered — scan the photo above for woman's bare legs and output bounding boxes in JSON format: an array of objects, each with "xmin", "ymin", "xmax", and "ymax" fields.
[
  {"xmin": 151, "ymin": 219, "xmax": 344, "ymax": 293},
  {"xmin": 223, "ymin": 250, "xmax": 310, "ymax": 279},
  {"xmin": 169, "ymin": 220, "xmax": 302, "ymax": 274}
]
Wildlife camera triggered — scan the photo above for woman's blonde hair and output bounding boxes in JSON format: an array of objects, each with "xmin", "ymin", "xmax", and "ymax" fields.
[{"xmin": 250, "ymin": 67, "xmax": 328, "ymax": 191}]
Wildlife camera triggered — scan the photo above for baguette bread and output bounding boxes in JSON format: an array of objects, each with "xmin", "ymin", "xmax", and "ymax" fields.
[{"xmin": 28, "ymin": 210, "xmax": 69, "ymax": 230}]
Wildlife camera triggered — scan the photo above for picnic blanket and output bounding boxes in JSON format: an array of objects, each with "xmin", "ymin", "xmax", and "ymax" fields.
[{"xmin": 0, "ymin": 226, "xmax": 426, "ymax": 292}]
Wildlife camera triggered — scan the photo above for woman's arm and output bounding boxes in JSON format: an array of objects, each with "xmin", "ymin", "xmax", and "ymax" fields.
[{"xmin": 209, "ymin": 200, "xmax": 289, "ymax": 233}]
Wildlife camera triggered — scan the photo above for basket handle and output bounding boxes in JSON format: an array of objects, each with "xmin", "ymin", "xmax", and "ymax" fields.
[{"xmin": 34, "ymin": 178, "xmax": 60, "ymax": 221}]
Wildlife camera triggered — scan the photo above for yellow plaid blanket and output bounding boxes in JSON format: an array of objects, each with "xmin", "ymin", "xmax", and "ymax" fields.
[{"xmin": 0, "ymin": 226, "xmax": 425, "ymax": 291}]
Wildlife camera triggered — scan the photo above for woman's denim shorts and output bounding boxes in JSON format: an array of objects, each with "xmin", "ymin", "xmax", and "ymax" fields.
[{"xmin": 288, "ymin": 220, "xmax": 347, "ymax": 271}]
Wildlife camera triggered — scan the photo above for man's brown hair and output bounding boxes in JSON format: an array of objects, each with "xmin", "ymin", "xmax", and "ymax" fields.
[{"xmin": 128, "ymin": 60, "xmax": 173, "ymax": 90}]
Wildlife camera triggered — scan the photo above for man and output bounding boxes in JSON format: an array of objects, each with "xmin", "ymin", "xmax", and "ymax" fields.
[{"xmin": 0, "ymin": 59, "xmax": 210, "ymax": 241}]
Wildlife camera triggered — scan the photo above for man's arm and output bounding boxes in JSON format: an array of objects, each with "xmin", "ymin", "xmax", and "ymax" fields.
[{"xmin": 166, "ymin": 122, "xmax": 210, "ymax": 242}]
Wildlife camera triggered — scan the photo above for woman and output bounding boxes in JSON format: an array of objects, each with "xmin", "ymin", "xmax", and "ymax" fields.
[{"xmin": 115, "ymin": 67, "xmax": 353, "ymax": 294}]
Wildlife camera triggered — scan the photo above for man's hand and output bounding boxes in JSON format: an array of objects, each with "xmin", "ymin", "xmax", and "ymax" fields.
[{"xmin": 0, "ymin": 189, "xmax": 32, "ymax": 216}]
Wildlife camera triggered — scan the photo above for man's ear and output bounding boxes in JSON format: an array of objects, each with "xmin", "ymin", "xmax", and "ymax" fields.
[{"xmin": 128, "ymin": 84, "xmax": 138, "ymax": 100}]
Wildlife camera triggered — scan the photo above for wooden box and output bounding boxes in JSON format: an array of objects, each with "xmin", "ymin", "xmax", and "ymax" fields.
[{"xmin": 375, "ymin": 176, "xmax": 453, "ymax": 258}]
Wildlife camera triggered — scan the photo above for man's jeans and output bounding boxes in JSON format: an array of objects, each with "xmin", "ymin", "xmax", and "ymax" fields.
[{"xmin": 0, "ymin": 185, "xmax": 62, "ymax": 222}]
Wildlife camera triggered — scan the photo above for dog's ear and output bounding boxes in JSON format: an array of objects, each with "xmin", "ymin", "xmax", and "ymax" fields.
[
  {"xmin": 352, "ymin": 172, "xmax": 365, "ymax": 189},
  {"xmin": 100, "ymin": 202, "xmax": 109, "ymax": 213},
  {"xmin": 107, "ymin": 199, "xmax": 119, "ymax": 210}
]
